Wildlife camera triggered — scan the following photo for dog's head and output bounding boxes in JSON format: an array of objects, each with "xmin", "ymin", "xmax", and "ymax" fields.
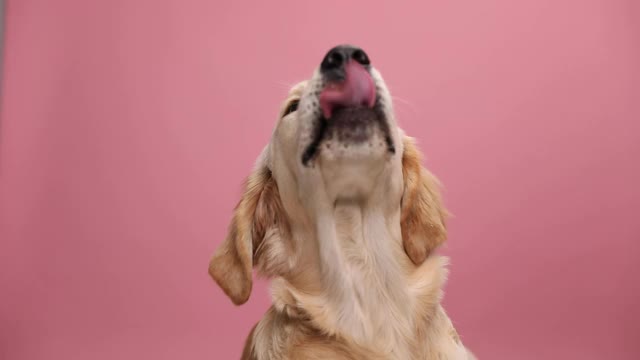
[{"xmin": 209, "ymin": 45, "xmax": 448, "ymax": 305}]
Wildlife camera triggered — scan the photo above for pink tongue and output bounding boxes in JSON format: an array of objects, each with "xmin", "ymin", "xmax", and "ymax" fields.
[{"xmin": 319, "ymin": 61, "xmax": 376, "ymax": 119}]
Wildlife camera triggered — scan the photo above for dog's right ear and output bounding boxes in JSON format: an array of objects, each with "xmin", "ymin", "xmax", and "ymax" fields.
[
  {"xmin": 208, "ymin": 151, "xmax": 287, "ymax": 305},
  {"xmin": 400, "ymin": 136, "xmax": 449, "ymax": 265}
]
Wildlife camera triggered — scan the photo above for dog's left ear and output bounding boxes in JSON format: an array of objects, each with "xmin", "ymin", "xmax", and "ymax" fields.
[
  {"xmin": 208, "ymin": 150, "xmax": 289, "ymax": 305},
  {"xmin": 400, "ymin": 136, "xmax": 449, "ymax": 265}
]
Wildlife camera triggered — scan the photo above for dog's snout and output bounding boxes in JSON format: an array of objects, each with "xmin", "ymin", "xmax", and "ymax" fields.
[
  {"xmin": 318, "ymin": 45, "xmax": 376, "ymax": 120},
  {"xmin": 320, "ymin": 45, "xmax": 370, "ymax": 79}
]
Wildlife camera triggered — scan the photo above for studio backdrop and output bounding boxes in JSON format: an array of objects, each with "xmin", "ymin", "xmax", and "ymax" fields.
[{"xmin": 0, "ymin": 1, "xmax": 638, "ymax": 359}]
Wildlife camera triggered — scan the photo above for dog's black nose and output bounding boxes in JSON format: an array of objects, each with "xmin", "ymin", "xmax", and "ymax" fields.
[{"xmin": 320, "ymin": 45, "xmax": 370, "ymax": 80}]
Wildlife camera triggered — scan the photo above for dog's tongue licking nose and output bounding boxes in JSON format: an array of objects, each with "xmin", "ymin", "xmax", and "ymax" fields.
[{"xmin": 319, "ymin": 61, "xmax": 376, "ymax": 119}]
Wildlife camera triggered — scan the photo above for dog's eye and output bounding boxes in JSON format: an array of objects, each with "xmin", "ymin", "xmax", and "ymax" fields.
[{"xmin": 283, "ymin": 100, "xmax": 299, "ymax": 117}]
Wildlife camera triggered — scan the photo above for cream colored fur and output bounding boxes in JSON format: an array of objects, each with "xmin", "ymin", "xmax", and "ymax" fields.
[{"xmin": 208, "ymin": 67, "xmax": 475, "ymax": 359}]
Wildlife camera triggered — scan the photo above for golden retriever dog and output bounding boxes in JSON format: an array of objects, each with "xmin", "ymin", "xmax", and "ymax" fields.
[{"xmin": 209, "ymin": 45, "xmax": 475, "ymax": 359}]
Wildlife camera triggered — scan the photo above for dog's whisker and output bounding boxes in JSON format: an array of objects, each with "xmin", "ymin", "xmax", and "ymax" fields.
[
  {"xmin": 391, "ymin": 95, "xmax": 420, "ymax": 115},
  {"xmin": 274, "ymin": 80, "xmax": 299, "ymax": 91}
]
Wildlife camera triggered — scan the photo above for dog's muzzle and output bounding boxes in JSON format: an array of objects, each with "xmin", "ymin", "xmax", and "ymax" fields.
[
  {"xmin": 319, "ymin": 45, "xmax": 376, "ymax": 119},
  {"xmin": 301, "ymin": 45, "xmax": 395, "ymax": 166}
]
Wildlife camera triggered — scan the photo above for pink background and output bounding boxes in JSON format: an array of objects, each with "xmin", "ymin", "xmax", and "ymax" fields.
[{"xmin": 1, "ymin": 1, "xmax": 639, "ymax": 359}]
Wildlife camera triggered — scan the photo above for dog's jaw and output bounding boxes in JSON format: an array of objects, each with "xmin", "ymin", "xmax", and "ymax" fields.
[{"xmin": 294, "ymin": 68, "xmax": 400, "ymax": 203}]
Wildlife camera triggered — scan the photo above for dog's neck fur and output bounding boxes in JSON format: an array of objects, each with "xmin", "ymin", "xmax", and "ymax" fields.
[
  {"xmin": 323, "ymin": 201, "xmax": 414, "ymax": 357},
  {"xmin": 271, "ymin": 197, "xmax": 448, "ymax": 359}
]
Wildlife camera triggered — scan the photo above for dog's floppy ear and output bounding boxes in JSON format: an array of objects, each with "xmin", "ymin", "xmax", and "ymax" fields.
[
  {"xmin": 208, "ymin": 152, "xmax": 287, "ymax": 305},
  {"xmin": 400, "ymin": 136, "xmax": 449, "ymax": 265}
]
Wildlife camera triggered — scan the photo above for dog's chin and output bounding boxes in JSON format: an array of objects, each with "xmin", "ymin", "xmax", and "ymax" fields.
[
  {"xmin": 301, "ymin": 106, "xmax": 395, "ymax": 166},
  {"xmin": 303, "ymin": 107, "xmax": 396, "ymax": 202}
]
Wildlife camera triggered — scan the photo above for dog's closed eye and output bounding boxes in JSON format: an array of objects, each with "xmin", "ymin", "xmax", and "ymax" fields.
[{"xmin": 283, "ymin": 100, "xmax": 299, "ymax": 117}]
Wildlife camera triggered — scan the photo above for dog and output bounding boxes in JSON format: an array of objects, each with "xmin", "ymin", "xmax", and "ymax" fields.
[{"xmin": 209, "ymin": 45, "xmax": 475, "ymax": 359}]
